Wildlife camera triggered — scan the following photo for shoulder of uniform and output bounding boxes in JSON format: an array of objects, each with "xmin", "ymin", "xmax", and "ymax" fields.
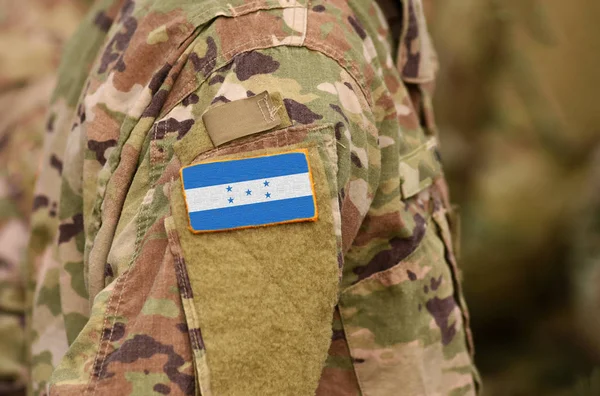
[{"xmin": 174, "ymin": 0, "xmax": 378, "ymax": 108}]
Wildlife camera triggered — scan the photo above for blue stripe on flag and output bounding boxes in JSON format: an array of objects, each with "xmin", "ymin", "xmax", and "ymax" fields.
[
  {"xmin": 188, "ymin": 196, "xmax": 315, "ymax": 231},
  {"xmin": 182, "ymin": 152, "xmax": 309, "ymax": 190}
]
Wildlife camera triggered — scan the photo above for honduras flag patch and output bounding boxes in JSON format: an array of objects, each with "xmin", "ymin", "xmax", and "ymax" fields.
[{"xmin": 180, "ymin": 149, "xmax": 318, "ymax": 233}]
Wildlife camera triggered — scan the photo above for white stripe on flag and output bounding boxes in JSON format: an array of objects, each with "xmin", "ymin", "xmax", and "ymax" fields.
[{"xmin": 184, "ymin": 172, "xmax": 313, "ymax": 212}]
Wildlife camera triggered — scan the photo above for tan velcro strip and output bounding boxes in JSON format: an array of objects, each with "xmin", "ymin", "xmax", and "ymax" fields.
[{"xmin": 202, "ymin": 91, "xmax": 282, "ymax": 147}]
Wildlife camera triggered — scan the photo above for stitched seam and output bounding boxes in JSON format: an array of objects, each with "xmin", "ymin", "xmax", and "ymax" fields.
[
  {"xmin": 194, "ymin": 124, "xmax": 331, "ymax": 162},
  {"xmin": 160, "ymin": 2, "xmax": 308, "ymax": 118},
  {"xmin": 303, "ymin": 39, "xmax": 373, "ymax": 108},
  {"xmin": 88, "ymin": 122, "xmax": 163, "ymax": 396},
  {"xmin": 166, "ymin": 35, "xmax": 363, "ymax": 122},
  {"xmin": 399, "ymin": 139, "xmax": 436, "ymax": 162},
  {"xmin": 164, "ymin": 34, "xmax": 298, "ymax": 117},
  {"xmin": 337, "ymin": 303, "xmax": 368, "ymax": 396},
  {"xmin": 257, "ymin": 97, "xmax": 270, "ymax": 123},
  {"xmin": 88, "ymin": 20, "xmax": 186, "ymax": 249},
  {"xmin": 171, "ymin": 239, "xmax": 190, "ymax": 300},
  {"xmin": 82, "ymin": 277, "xmax": 121, "ymax": 395},
  {"xmin": 172, "ymin": 250, "xmax": 199, "ymax": 347},
  {"xmin": 169, "ymin": 223, "xmax": 209, "ymax": 391},
  {"xmin": 301, "ymin": 0, "xmax": 310, "ymax": 45},
  {"xmin": 292, "ymin": 2, "xmax": 298, "ymax": 45},
  {"xmin": 166, "ymin": 186, "xmax": 208, "ymax": 385},
  {"xmin": 193, "ymin": 0, "xmax": 301, "ymax": 21}
]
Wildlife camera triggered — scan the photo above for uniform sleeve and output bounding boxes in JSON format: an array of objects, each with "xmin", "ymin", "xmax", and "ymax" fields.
[
  {"xmin": 170, "ymin": 44, "xmax": 379, "ymax": 242},
  {"xmin": 160, "ymin": 44, "xmax": 380, "ymax": 395}
]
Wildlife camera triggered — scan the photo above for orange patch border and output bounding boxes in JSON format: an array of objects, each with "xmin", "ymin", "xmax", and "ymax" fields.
[{"xmin": 179, "ymin": 148, "xmax": 319, "ymax": 234}]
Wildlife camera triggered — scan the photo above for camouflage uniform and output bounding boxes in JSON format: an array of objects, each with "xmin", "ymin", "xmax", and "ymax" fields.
[
  {"xmin": 0, "ymin": 1, "xmax": 88, "ymax": 394},
  {"xmin": 27, "ymin": 0, "xmax": 478, "ymax": 394}
]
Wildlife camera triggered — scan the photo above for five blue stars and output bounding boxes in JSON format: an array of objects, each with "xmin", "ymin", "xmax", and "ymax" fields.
[{"xmin": 226, "ymin": 182, "xmax": 271, "ymax": 202}]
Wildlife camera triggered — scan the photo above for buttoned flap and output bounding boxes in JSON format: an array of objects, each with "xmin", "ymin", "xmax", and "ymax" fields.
[{"xmin": 167, "ymin": 124, "xmax": 341, "ymax": 396}]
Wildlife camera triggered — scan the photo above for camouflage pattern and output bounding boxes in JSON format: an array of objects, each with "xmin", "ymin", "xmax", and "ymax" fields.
[
  {"xmin": 26, "ymin": 0, "xmax": 478, "ymax": 394},
  {"xmin": 428, "ymin": 0, "xmax": 600, "ymax": 394},
  {"xmin": 0, "ymin": 1, "xmax": 89, "ymax": 394}
]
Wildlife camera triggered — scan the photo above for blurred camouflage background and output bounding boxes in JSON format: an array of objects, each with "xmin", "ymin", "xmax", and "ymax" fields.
[
  {"xmin": 0, "ymin": 0, "xmax": 598, "ymax": 395},
  {"xmin": 427, "ymin": 0, "xmax": 600, "ymax": 394},
  {"xmin": 0, "ymin": 1, "xmax": 89, "ymax": 394}
]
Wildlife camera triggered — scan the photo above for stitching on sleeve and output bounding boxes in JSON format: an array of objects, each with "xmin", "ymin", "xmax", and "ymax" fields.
[{"xmin": 257, "ymin": 96, "xmax": 270, "ymax": 123}]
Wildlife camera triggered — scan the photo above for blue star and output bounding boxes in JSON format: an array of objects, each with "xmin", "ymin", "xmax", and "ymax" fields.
[
  {"xmin": 228, "ymin": 197, "xmax": 234, "ymax": 204},
  {"xmin": 246, "ymin": 189, "xmax": 252, "ymax": 196},
  {"xmin": 265, "ymin": 192, "xmax": 271, "ymax": 198},
  {"xmin": 263, "ymin": 180, "xmax": 270, "ymax": 187},
  {"xmin": 226, "ymin": 186, "xmax": 233, "ymax": 192}
]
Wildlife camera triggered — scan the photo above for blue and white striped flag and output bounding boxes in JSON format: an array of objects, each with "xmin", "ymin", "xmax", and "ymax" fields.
[{"xmin": 180, "ymin": 150, "xmax": 318, "ymax": 232}]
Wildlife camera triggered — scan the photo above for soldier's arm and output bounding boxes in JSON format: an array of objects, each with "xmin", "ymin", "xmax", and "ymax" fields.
[
  {"xmin": 162, "ymin": 45, "xmax": 378, "ymax": 395},
  {"xmin": 36, "ymin": 1, "xmax": 478, "ymax": 393},
  {"xmin": 47, "ymin": 40, "xmax": 378, "ymax": 395}
]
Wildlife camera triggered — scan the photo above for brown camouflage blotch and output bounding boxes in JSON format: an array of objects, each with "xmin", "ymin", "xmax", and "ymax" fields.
[
  {"xmin": 112, "ymin": 11, "xmax": 191, "ymax": 91},
  {"xmin": 181, "ymin": 93, "xmax": 199, "ymax": 106},
  {"xmin": 88, "ymin": 139, "xmax": 118, "ymax": 166},
  {"xmin": 103, "ymin": 334, "xmax": 194, "ymax": 395},
  {"xmin": 353, "ymin": 211, "xmax": 404, "ymax": 246},
  {"xmin": 58, "ymin": 213, "xmax": 84, "ymax": 244},
  {"xmin": 340, "ymin": 199, "xmax": 363, "ymax": 254},
  {"xmin": 189, "ymin": 37, "xmax": 217, "ymax": 76},
  {"xmin": 425, "ymin": 296, "xmax": 458, "ymax": 346},
  {"xmin": 347, "ymin": 15, "xmax": 367, "ymax": 40},
  {"xmin": 93, "ymin": 11, "xmax": 114, "ymax": 33},
  {"xmin": 98, "ymin": 16, "xmax": 137, "ymax": 74},
  {"xmin": 32, "ymin": 195, "xmax": 50, "ymax": 211},
  {"xmin": 233, "ymin": 51, "xmax": 280, "ymax": 81},
  {"xmin": 155, "ymin": 118, "xmax": 194, "ymax": 140},
  {"xmin": 353, "ymin": 214, "xmax": 427, "ymax": 282},
  {"xmin": 207, "ymin": 75, "xmax": 224, "ymax": 86},
  {"xmin": 49, "ymin": 154, "xmax": 63, "ymax": 174},
  {"xmin": 400, "ymin": 0, "xmax": 421, "ymax": 79},
  {"xmin": 148, "ymin": 63, "xmax": 173, "ymax": 95},
  {"xmin": 330, "ymin": 105, "xmax": 349, "ymax": 124},
  {"xmin": 214, "ymin": 11, "xmax": 284, "ymax": 62},
  {"xmin": 153, "ymin": 383, "xmax": 171, "ymax": 394},
  {"xmin": 283, "ymin": 98, "xmax": 324, "ymax": 125}
]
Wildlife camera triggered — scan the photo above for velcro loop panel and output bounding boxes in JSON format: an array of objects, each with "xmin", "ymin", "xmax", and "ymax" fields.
[{"xmin": 170, "ymin": 143, "xmax": 339, "ymax": 396}]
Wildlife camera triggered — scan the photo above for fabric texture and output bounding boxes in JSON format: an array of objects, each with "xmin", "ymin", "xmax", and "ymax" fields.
[
  {"xmin": 22, "ymin": 0, "xmax": 479, "ymax": 395},
  {"xmin": 172, "ymin": 134, "xmax": 339, "ymax": 395}
]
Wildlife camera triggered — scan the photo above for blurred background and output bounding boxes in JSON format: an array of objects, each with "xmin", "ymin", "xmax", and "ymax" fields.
[
  {"xmin": 0, "ymin": 0, "xmax": 599, "ymax": 395},
  {"xmin": 427, "ymin": 0, "xmax": 600, "ymax": 394}
]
